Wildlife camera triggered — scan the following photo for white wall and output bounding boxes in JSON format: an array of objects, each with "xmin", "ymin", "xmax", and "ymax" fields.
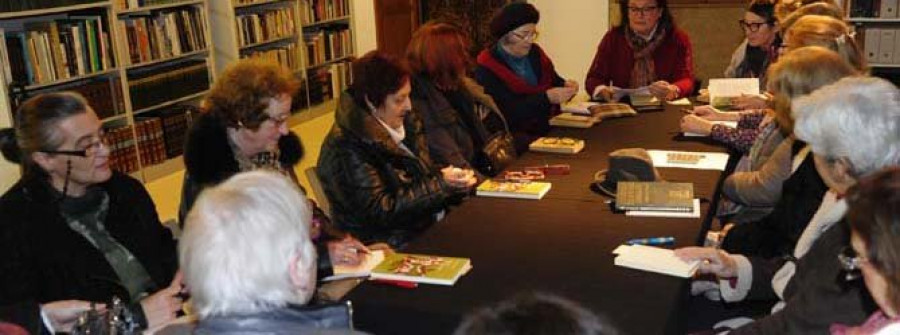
[
  {"xmin": 353, "ymin": 0, "xmax": 378, "ymax": 56},
  {"xmin": 530, "ymin": 0, "xmax": 609, "ymax": 93}
]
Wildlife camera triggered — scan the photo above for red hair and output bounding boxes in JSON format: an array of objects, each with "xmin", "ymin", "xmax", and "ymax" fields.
[{"xmin": 406, "ymin": 22, "xmax": 472, "ymax": 90}]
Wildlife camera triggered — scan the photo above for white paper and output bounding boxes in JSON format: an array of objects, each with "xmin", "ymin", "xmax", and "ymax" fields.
[
  {"xmin": 647, "ymin": 150, "xmax": 730, "ymax": 171},
  {"xmin": 667, "ymin": 98, "xmax": 692, "ymax": 106},
  {"xmin": 683, "ymin": 121, "xmax": 738, "ymax": 137},
  {"xmin": 612, "ymin": 244, "xmax": 700, "ymax": 278},
  {"xmin": 708, "ymin": 78, "xmax": 760, "ymax": 107},
  {"xmin": 626, "ymin": 199, "xmax": 701, "ymax": 218},
  {"xmin": 610, "ymin": 86, "xmax": 651, "ymax": 101}
]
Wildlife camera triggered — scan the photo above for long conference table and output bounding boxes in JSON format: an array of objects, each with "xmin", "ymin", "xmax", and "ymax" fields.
[{"xmin": 345, "ymin": 103, "xmax": 736, "ymax": 335}]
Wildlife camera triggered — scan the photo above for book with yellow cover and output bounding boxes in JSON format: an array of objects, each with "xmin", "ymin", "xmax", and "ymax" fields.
[
  {"xmin": 370, "ymin": 253, "xmax": 472, "ymax": 286},
  {"xmin": 476, "ymin": 180, "xmax": 552, "ymax": 200},
  {"xmin": 528, "ymin": 137, "xmax": 585, "ymax": 154}
]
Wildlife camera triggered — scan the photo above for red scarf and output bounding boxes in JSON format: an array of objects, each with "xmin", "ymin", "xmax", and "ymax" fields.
[{"xmin": 477, "ymin": 44, "xmax": 556, "ymax": 95}]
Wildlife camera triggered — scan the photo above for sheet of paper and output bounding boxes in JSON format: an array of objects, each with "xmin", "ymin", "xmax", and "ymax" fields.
[
  {"xmin": 611, "ymin": 86, "xmax": 650, "ymax": 101},
  {"xmin": 708, "ymin": 78, "xmax": 760, "ymax": 107},
  {"xmin": 626, "ymin": 199, "xmax": 701, "ymax": 218},
  {"xmin": 683, "ymin": 121, "xmax": 738, "ymax": 137},
  {"xmin": 647, "ymin": 149, "xmax": 730, "ymax": 171},
  {"xmin": 611, "ymin": 244, "xmax": 700, "ymax": 278},
  {"xmin": 666, "ymin": 98, "xmax": 691, "ymax": 106}
]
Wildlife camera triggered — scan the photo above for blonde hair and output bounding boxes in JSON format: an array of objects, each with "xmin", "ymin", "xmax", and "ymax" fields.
[
  {"xmin": 766, "ymin": 46, "xmax": 858, "ymax": 133},
  {"xmin": 780, "ymin": 2, "xmax": 844, "ymax": 31},
  {"xmin": 785, "ymin": 15, "xmax": 866, "ymax": 72}
]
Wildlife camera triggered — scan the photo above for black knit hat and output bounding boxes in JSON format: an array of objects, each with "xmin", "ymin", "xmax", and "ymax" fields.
[{"xmin": 490, "ymin": 2, "xmax": 540, "ymax": 40}]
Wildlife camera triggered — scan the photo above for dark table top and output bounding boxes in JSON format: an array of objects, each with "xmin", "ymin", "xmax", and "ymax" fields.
[{"xmin": 345, "ymin": 104, "xmax": 733, "ymax": 335}]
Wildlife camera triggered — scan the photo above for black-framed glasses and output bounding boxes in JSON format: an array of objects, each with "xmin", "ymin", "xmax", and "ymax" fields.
[
  {"xmin": 41, "ymin": 136, "xmax": 108, "ymax": 158},
  {"xmin": 510, "ymin": 30, "xmax": 539, "ymax": 41},
  {"xmin": 837, "ymin": 246, "xmax": 866, "ymax": 282},
  {"xmin": 738, "ymin": 19, "xmax": 770, "ymax": 33},
  {"xmin": 628, "ymin": 6, "xmax": 659, "ymax": 16}
]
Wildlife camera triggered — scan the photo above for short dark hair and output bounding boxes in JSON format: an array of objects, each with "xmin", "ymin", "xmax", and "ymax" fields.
[
  {"xmin": 454, "ymin": 292, "xmax": 619, "ymax": 335},
  {"xmin": 847, "ymin": 167, "xmax": 900, "ymax": 314},
  {"xmin": 748, "ymin": 0, "xmax": 778, "ymax": 23},
  {"xmin": 616, "ymin": 0, "xmax": 675, "ymax": 31},
  {"xmin": 350, "ymin": 51, "xmax": 410, "ymax": 109}
]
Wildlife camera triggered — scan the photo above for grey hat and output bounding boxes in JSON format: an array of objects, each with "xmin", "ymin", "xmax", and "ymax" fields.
[{"xmin": 592, "ymin": 148, "xmax": 662, "ymax": 197}]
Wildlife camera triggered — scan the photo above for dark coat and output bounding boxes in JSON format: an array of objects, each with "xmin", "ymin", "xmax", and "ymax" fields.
[
  {"xmin": 179, "ymin": 113, "xmax": 339, "ymax": 276},
  {"xmin": 317, "ymin": 91, "xmax": 450, "ymax": 247},
  {"xmin": 0, "ymin": 172, "xmax": 177, "ymax": 306},
  {"xmin": 732, "ymin": 222, "xmax": 874, "ymax": 334},
  {"xmin": 722, "ymin": 140, "xmax": 828, "ymax": 258},
  {"xmin": 475, "ymin": 44, "xmax": 565, "ymax": 153},
  {"xmin": 193, "ymin": 303, "xmax": 367, "ymax": 335},
  {"xmin": 410, "ymin": 74, "xmax": 505, "ymax": 174}
]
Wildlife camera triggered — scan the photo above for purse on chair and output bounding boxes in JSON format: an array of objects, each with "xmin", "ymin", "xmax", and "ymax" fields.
[{"xmin": 473, "ymin": 104, "xmax": 516, "ymax": 177}]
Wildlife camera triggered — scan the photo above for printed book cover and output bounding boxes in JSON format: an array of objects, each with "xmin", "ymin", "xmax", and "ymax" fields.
[
  {"xmin": 476, "ymin": 180, "xmax": 552, "ymax": 200},
  {"xmin": 528, "ymin": 137, "xmax": 585, "ymax": 154},
  {"xmin": 615, "ymin": 182, "xmax": 694, "ymax": 212},
  {"xmin": 370, "ymin": 253, "xmax": 472, "ymax": 286}
]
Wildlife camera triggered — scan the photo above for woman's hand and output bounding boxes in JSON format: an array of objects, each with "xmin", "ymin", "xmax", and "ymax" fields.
[
  {"xmin": 441, "ymin": 166, "xmax": 477, "ymax": 190},
  {"xmin": 731, "ymin": 94, "xmax": 768, "ymax": 110},
  {"xmin": 680, "ymin": 114, "xmax": 714, "ymax": 136},
  {"xmin": 546, "ymin": 86, "xmax": 577, "ymax": 104},
  {"xmin": 564, "ymin": 79, "xmax": 579, "ymax": 91},
  {"xmin": 674, "ymin": 247, "xmax": 739, "ymax": 278},
  {"xmin": 328, "ymin": 236, "xmax": 370, "ymax": 266},
  {"xmin": 649, "ymin": 80, "xmax": 678, "ymax": 101},
  {"xmin": 42, "ymin": 300, "xmax": 99, "ymax": 332},
  {"xmin": 592, "ymin": 86, "xmax": 616, "ymax": 102},
  {"xmin": 140, "ymin": 271, "xmax": 184, "ymax": 329}
]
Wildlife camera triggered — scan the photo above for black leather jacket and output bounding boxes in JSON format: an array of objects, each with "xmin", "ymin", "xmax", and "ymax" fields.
[
  {"xmin": 317, "ymin": 91, "xmax": 451, "ymax": 247},
  {"xmin": 193, "ymin": 302, "xmax": 367, "ymax": 335}
]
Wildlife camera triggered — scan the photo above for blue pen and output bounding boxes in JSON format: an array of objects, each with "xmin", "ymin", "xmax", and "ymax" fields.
[{"xmin": 627, "ymin": 236, "xmax": 675, "ymax": 246}]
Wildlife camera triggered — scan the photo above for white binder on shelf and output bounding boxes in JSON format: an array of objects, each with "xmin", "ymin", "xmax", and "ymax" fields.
[
  {"xmin": 866, "ymin": 28, "xmax": 882, "ymax": 64},
  {"xmin": 881, "ymin": 0, "xmax": 899, "ymax": 18},
  {"xmin": 893, "ymin": 28, "xmax": 900, "ymax": 64},
  {"xmin": 880, "ymin": 29, "xmax": 896, "ymax": 64}
]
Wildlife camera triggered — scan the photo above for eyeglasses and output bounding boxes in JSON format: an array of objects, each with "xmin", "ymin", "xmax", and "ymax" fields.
[
  {"xmin": 265, "ymin": 113, "xmax": 290, "ymax": 127},
  {"xmin": 738, "ymin": 20, "xmax": 771, "ymax": 33},
  {"xmin": 628, "ymin": 6, "xmax": 659, "ymax": 16},
  {"xmin": 41, "ymin": 134, "xmax": 108, "ymax": 158},
  {"xmin": 510, "ymin": 30, "xmax": 539, "ymax": 42},
  {"xmin": 837, "ymin": 246, "xmax": 867, "ymax": 282}
]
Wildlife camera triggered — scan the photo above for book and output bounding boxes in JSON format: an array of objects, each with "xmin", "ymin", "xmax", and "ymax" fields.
[
  {"xmin": 612, "ymin": 244, "xmax": 700, "ymax": 278},
  {"xmin": 528, "ymin": 137, "xmax": 585, "ymax": 154},
  {"xmin": 476, "ymin": 180, "xmax": 552, "ymax": 200},
  {"xmin": 626, "ymin": 199, "xmax": 701, "ymax": 218},
  {"xmin": 615, "ymin": 182, "xmax": 694, "ymax": 212},
  {"xmin": 321, "ymin": 250, "xmax": 386, "ymax": 282},
  {"xmin": 549, "ymin": 112, "xmax": 598, "ymax": 128},
  {"xmin": 561, "ymin": 101, "xmax": 600, "ymax": 115},
  {"xmin": 370, "ymin": 252, "xmax": 472, "ymax": 286},
  {"xmin": 708, "ymin": 78, "xmax": 761, "ymax": 109},
  {"xmin": 646, "ymin": 150, "xmax": 730, "ymax": 171}
]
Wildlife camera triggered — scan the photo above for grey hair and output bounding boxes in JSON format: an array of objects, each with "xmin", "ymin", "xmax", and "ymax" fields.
[
  {"xmin": 180, "ymin": 171, "xmax": 316, "ymax": 318},
  {"xmin": 793, "ymin": 76, "xmax": 900, "ymax": 175}
]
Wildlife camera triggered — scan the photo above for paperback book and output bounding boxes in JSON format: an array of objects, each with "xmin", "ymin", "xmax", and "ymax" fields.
[
  {"xmin": 615, "ymin": 182, "xmax": 694, "ymax": 212},
  {"xmin": 370, "ymin": 253, "xmax": 472, "ymax": 286},
  {"xmin": 476, "ymin": 180, "xmax": 552, "ymax": 200},
  {"xmin": 528, "ymin": 137, "xmax": 585, "ymax": 154}
]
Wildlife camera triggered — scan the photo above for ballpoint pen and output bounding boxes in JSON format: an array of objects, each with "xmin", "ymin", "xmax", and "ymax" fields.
[{"xmin": 627, "ymin": 236, "xmax": 676, "ymax": 246}]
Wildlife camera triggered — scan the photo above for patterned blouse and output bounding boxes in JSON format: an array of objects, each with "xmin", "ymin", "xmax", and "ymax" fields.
[{"xmin": 709, "ymin": 109, "xmax": 767, "ymax": 154}]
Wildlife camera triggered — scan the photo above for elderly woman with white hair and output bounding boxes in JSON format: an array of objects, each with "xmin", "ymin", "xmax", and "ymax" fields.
[
  {"xmin": 180, "ymin": 171, "xmax": 365, "ymax": 334},
  {"xmin": 676, "ymin": 76, "xmax": 900, "ymax": 334}
]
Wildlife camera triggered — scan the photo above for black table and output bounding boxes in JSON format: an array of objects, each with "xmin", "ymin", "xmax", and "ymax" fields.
[{"xmin": 346, "ymin": 105, "xmax": 734, "ymax": 335}]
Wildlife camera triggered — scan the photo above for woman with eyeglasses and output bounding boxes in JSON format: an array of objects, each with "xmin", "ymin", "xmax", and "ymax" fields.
[
  {"xmin": 723, "ymin": 0, "xmax": 781, "ymax": 110},
  {"xmin": 180, "ymin": 58, "xmax": 377, "ymax": 281},
  {"xmin": 676, "ymin": 76, "xmax": 900, "ymax": 334},
  {"xmin": 0, "ymin": 92, "xmax": 182, "ymax": 332},
  {"xmin": 475, "ymin": 3, "xmax": 579, "ymax": 153},
  {"xmin": 832, "ymin": 167, "xmax": 900, "ymax": 335},
  {"xmin": 585, "ymin": 0, "xmax": 694, "ymax": 102}
]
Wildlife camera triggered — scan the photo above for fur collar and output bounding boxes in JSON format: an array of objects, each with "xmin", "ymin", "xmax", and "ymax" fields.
[{"xmin": 183, "ymin": 113, "xmax": 304, "ymax": 186}]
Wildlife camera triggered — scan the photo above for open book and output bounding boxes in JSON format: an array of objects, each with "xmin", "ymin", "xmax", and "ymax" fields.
[
  {"xmin": 708, "ymin": 78, "xmax": 761, "ymax": 109},
  {"xmin": 321, "ymin": 250, "xmax": 386, "ymax": 282},
  {"xmin": 551, "ymin": 103, "xmax": 637, "ymax": 128},
  {"xmin": 612, "ymin": 244, "xmax": 700, "ymax": 278},
  {"xmin": 370, "ymin": 253, "xmax": 472, "ymax": 286}
]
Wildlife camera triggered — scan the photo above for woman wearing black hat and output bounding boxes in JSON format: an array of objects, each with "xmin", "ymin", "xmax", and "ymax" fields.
[{"xmin": 475, "ymin": 2, "xmax": 579, "ymax": 154}]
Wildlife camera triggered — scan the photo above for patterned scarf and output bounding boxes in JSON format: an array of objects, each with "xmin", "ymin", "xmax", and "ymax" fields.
[{"xmin": 625, "ymin": 25, "xmax": 668, "ymax": 88}]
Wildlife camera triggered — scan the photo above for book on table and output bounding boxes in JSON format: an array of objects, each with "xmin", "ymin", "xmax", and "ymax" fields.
[
  {"xmin": 476, "ymin": 180, "xmax": 552, "ymax": 200},
  {"xmin": 321, "ymin": 250, "xmax": 386, "ymax": 282},
  {"xmin": 708, "ymin": 78, "xmax": 761, "ymax": 109},
  {"xmin": 615, "ymin": 181, "xmax": 694, "ymax": 212},
  {"xmin": 370, "ymin": 252, "xmax": 472, "ymax": 286},
  {"xmin": 612, "ymin": 244, "xmax": 700, "ymax": 278},
  {"xmin": 528, "ymin": 137, "xmax": 585, "ymax": 154}
]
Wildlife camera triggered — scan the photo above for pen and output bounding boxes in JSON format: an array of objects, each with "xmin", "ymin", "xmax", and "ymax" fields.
[
  {"xmin": 627, "ymin": 236, "xmax": 675, "ymax": 246},
  {"xmin": 371, "ymin": 279, "xmax": 418, "ymax": 289}
]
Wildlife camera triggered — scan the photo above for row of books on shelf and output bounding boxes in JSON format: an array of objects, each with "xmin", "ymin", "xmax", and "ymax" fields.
[
  {"xmin": 134, "ymin": 116, "xmax": 166, "ymax": 167},
  {"xmin": 105, "ymin": 124, "xmax": 140, "ymax": 173},
  {"xmin": 305, "ymin": 61, "xmax": 349, "ymax": 105},
  {"xmin": 849, "ymin": 0, "xmax": 900, "ymax": 18},
  {"xmin": 103, "ymin": 104, "xmax": 196, "ymax": 173},
  {"xmin": 118, "ymin": 6, "xmax": 208, "ymax": 66},
  {"xmin": 236, "ymin": 6, "xmax": 296, "ymax": 48},
  {"xmin": 10, "ymin": 76, "xmax": 125, "ymax": 121},
  {"xmin": 244, "ymin": 44, "xmax": 301, "ymax": 71},
  {"xmin": 116, "ymin": 0, "xmax": 192, "ymax": 11},
  {"xmin": 0, "ymin": 0, "xmax": 102, "ymax": 13},
  {"xmin": 299, "ymin": 0, "xmax": 350, "ymax": 25},
  {"xmin": 128, "ymin": 59, "xmax": 209, "ymax": 110},
  {"xmin": 1, "ymin": 16, "xmax": 114, "ymax": 86},
  {"xmin": 863, "ymin": 27, "xmax": 900, "ymax": 65},
  {"xmin": 303, "ymin": 28, "xmax": 350, "ymax": 66}
]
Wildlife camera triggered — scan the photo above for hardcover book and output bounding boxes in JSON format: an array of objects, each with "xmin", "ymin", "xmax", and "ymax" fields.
[
  {"xmin": 615, "ymin": 182, "xmax": 694, "ymax": 212},
  {"xmin": 476, "ymin": 180, "xmax": 552, "ymax": 200},
  {"xmin": 370, "ymin": 253, "xmax": 472, "ymax": 286}
]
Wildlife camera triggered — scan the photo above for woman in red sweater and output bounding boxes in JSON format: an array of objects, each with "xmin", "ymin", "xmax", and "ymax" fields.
[{"xmin": 585, "ymin": 0, "xmax": 694, "ymax": 102}]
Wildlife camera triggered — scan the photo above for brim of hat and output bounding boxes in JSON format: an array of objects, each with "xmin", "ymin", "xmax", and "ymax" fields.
[{"xmin": 591, "ymin": 170, "xmax": 617, "ymax": 197}]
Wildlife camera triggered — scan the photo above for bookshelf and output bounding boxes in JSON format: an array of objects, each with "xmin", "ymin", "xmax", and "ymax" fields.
[
  {"xmin": 0, "ymin": 0, "xmax": 215, "ymax": 183},
  {"xmin": 299, "ymin": 0, "xmax": 354, "ymax": 110},
  {"xmin": 847, "ymin": 0, "xmax": 900, "ymax": 69}
]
